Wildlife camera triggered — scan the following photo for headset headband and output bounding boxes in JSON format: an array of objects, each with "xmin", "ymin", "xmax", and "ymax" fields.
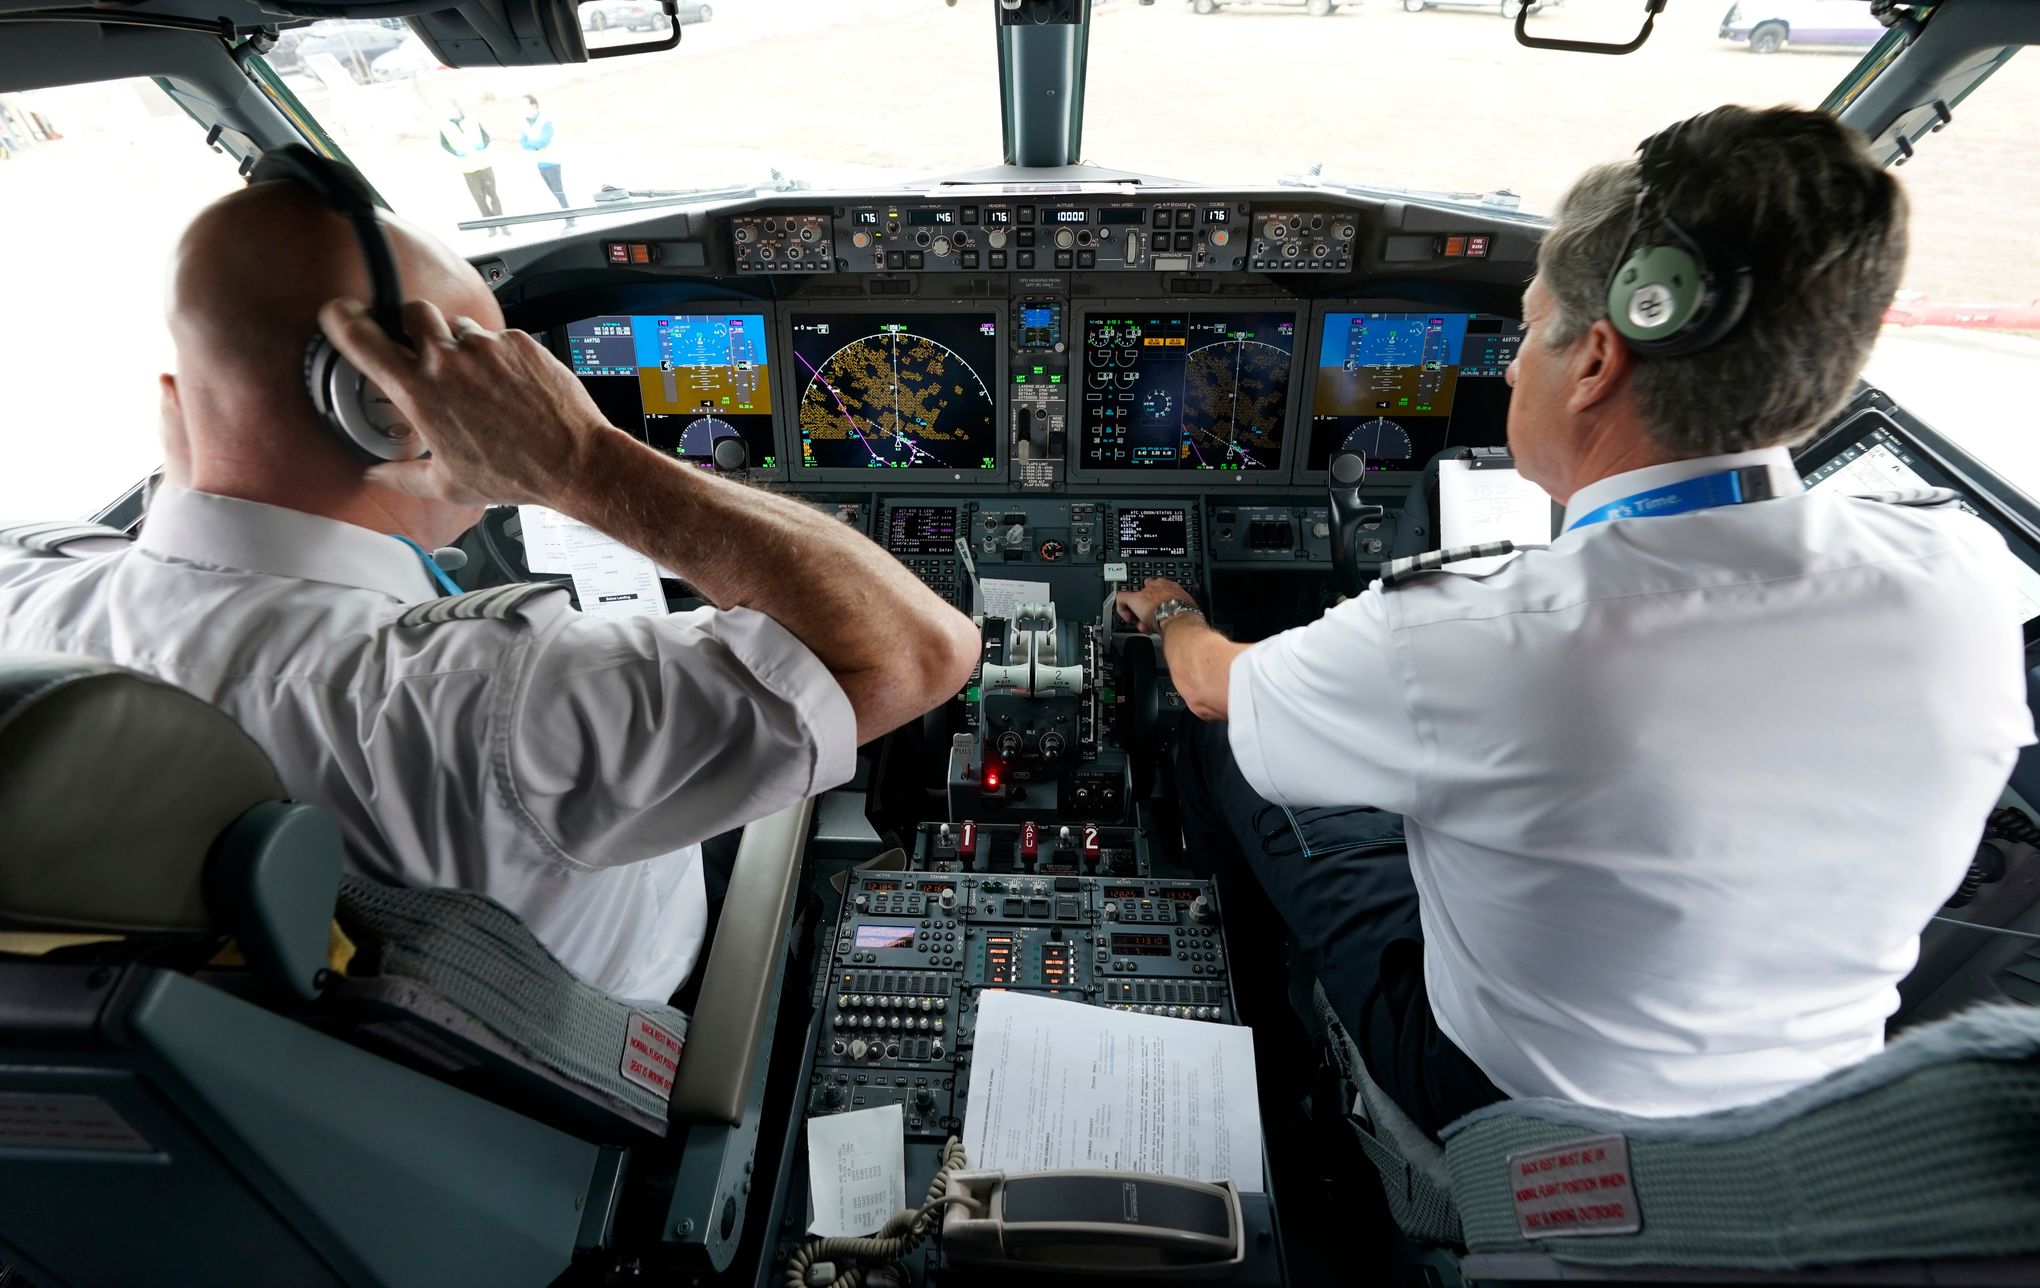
[{"xmin": 249, "ymin": 145, "xmax": 407, "ymax": 345}]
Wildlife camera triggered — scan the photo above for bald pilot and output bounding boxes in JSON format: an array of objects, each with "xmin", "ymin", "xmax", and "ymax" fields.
[{"xmin": 0, "ymin": 177, "xmax": 980, "ymax": 1001}]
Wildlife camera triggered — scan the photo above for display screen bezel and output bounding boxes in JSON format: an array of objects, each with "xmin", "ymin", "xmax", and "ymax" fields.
[
  {"xmin": 553, "ymin": 303, "xmax": 787, "ymax": 480},
  {"xmin": 777, "ymin": 302, "xmax": 1008, "ymax": 485},
  {"xmin": 1795, "ymin": 406, "xmax": 2040, "ymax": 644},
  {"xmin": 1067, "ymin": 301, "xmax": 1306, "ymax": 487},
  {"xmin": 1294, "ymin": 299, "xmax": 1523, "ymax": 487}
]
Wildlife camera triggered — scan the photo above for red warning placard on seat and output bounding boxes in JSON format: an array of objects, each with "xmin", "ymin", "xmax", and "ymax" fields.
[
  {"xmin": 621, "ymin": 1010, "xmax": 686, "ymax": 1101},
  {"xmin": 1506, "ymin": 1133, "xmax": 1641, "ymax": 1239}
]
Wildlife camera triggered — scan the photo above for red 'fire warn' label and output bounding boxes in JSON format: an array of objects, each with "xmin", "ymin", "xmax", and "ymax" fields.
[
  {"xmin": 1506, "ymin": 1133, "xmax": 1641, "ymax": 1239},
  {"xmin": 620, "ymin": 1010, "xmax": 687, "ymax": 1101}
]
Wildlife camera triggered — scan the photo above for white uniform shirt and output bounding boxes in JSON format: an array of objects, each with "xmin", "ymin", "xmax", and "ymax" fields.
[
  {"xmin": 0, "ymin": 486, "xmax": 857, "ymax": 1002},
  {"xmin": 1229, "ymin": 447, "xmax": 2035, "ymax": 1116}
]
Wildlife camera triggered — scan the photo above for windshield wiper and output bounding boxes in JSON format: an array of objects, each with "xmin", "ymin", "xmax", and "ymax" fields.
[
  {"xmin": 459, "ymin": 171, "xmax": 810, "ymax": 234},
  {"xmin": 1281, "ymin": 167, "xmax": 1527, "ymax": 215}
]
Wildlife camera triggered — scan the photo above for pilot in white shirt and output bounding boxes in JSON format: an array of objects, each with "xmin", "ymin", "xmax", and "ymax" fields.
[
  {"xmin": 0, "ymin": 175, "xmax": 977, "ymax": 1002},
  {"xmin": 1119, "ymin": 106, "xmax": 2035, "ymax": 1130}
]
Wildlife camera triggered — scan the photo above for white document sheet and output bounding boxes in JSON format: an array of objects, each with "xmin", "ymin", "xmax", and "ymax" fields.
[
  {"xmin": 980, "ymin": 578, "xmax": 1054, "ymax": 621},
  {"xmin": 962, "ymin": 989, "xmax": 1264, "ymax": 1193},
  {"xmin": 568, "ymin": 545, "xmax": 666, "ymax": 618},
  {"xmin": 518, "ymin": 505, "xmax": 679, "ymax": 578},
  {"xmin": 1437, "ymin": 458, "xmax": 1556, "ymax": 575},
  {"xmin": 806, "ymin": 1103, "xmax": 907, "ymax": 1238}
]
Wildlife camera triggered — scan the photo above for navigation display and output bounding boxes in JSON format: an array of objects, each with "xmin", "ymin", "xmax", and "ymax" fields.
[
  {"xmin": 1307, "ymin": 311, "xmax": 1520, "ymax": 474},
  {"xmin": 885, "ymin": 506, "xmax": 959, "ymax": 556},
  {"xmin": 1117, "ymin": 508, "xmax": 1189, "ymax": 558},
  {"xmin": 789, "ymin": 311, "xmax": 1000, "ymax": 472},
  {"xmin": 563, "ymin": 313, "xmax": 776, "ymax": 472},
  {"xmin": 1802, "ymin": 419, "xmax": 2040, "ymax": 624},
  {"xmin": 1078, "ymin": 311, "xmax": 1298, "ymax": 472}
]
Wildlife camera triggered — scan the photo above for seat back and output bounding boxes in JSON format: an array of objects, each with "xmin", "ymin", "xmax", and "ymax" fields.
[{"xmin": 0, "ymin": 651, "xmax": 600, "ymax": 1288}]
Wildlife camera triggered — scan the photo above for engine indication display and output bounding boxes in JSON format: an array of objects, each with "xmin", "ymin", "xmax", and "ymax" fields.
[
  {"xmin": 1308, "ymin": 311, "xmax": 1519, "ymax": 474},
  {"xmin": 563, "ymin": 313, "xmax": 776, "ymax": 472},
  {"xmin": 791, "ymin": 311, "xmax": 1000, "ymax": 472},
  {"xmin": 1079, "ymin": 311, "xmax": 1297, "ymax": 472}
]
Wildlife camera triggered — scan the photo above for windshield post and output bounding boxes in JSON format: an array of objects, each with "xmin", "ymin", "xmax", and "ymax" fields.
[{"xmin": 997, "ymin": 1, "xmax": 1092, "ymax": 167}]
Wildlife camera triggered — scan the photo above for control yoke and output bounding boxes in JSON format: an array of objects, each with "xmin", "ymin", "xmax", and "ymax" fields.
[{"xmin": 1327, "ymin": 451, "xmax": 1384, "ymax": 598}]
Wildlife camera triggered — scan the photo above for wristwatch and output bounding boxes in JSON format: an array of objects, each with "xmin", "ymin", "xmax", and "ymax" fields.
[{"xmin": 1151, "ymin": 598, "xmax": 1206, "ymax": 633}]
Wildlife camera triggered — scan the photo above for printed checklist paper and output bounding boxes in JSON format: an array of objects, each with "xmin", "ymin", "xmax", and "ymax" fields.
[
  {"xmin": 961, "ymin": 989, "xmax": 1264, "ymax": 1192},
  {"xmin": 806, "ymin": 1103, "xmax": 907, "ymax": 1238}
]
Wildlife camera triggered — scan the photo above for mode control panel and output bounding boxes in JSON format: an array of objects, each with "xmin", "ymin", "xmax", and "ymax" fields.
[
  {"xmin": 730, "ymin": 213, "xmax": 832, "ymax": 273},
  {"xmin": 1251, "ymin": 209, "xmax": 1357, "ymax": 272},
  {"xmin": 1208, "ymin": 502, "xmax": 1334, "ymax": 564}
]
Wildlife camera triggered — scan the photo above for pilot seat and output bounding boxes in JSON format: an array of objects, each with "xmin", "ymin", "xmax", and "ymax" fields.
[{"xmin": 0, "ymin": 649, "xmax": 811, "ymax": 1287}]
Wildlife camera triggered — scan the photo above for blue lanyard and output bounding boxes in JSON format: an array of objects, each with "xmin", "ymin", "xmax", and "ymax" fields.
[
  {"xmin": 1566, "ymin": 468, "xmax": 1786, "ymax": 532},
  {"xmin": 387, "ymin": 533, "xmax": 462, "ymax": 597}
]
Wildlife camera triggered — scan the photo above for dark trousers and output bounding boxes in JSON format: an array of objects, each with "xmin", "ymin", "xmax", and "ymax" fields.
[
  {"xmin": 1176, "ymin": 718, "xmax": 1505, "ymax": 1138},
  {"xmin": 537, "ymin": 161, "xmax": 567, "ymax": 208},
  {"xmin": 462, "ymin": 166, "xmax": 501, "ymax": 217}
]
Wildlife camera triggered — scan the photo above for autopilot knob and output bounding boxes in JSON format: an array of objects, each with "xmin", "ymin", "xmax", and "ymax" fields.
[{"xmin": 711, "ymin": 437, "xmax": 749, "ymax": 472}]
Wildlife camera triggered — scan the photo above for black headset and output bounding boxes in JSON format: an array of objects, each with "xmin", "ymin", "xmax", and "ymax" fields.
[
  {"xmin": 247, "ymin": 144, "xmax": 425, "ymax": 462},
  {"xmin": 1602, "ymin": 121, "xmax": 1754, "ymax": 359}
]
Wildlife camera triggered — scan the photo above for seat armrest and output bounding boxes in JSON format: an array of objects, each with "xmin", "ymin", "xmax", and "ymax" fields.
[{"xmin": 668, "ymin": 798, "xmax": 813, "ymax": 1125}]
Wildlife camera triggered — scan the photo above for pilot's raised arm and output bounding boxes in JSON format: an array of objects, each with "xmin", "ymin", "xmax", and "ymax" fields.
[
  {"xmin": 1126, "ymin": 106, "xmax": 2035, "ymax": 1140},
  {"xmin": 0, "ymin": 171, "xmax": 976, "ymax": 1007}
]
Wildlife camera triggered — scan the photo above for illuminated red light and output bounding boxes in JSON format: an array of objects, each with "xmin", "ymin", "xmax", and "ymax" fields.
[{"xmin": 984, "ymin": 768, "xmax": 1001, "ymax": 789}]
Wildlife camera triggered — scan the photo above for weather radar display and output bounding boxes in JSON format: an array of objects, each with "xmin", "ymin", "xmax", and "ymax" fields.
[
  {"xmin": 790, "ymin": 312, "xmax": 1000, "ymax": 471},
  {"xmin": 562, "ymin": 313, "xmax": 775, "ymax": 471},
  {"xmin": 1307, "ymin": 311, "xmax": 1520, "ymax": 474},
  {"xmin": 1078, "ymin": 312, "xmax": 1296, "ymax": 471}
]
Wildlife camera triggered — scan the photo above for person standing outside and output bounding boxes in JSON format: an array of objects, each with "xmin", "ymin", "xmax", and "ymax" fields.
[
  {"xmin": 521, "ymin": 94, "xmax": 572, "ymax": 226},
  {"xmin": 439, "ymin": 98, "xmax": 502, "ymax": 236}
]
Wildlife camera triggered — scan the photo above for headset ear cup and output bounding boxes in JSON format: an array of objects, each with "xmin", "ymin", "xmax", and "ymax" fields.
[
  {"xmin": 1608, "ymin": 244, "xmax": 1708, "ymax": 348},
  {"xmin": 304, "ymin": 330, "xmax": 423, "ymax": 463}
]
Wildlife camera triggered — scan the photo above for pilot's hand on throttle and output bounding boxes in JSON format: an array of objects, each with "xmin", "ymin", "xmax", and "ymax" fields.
[
  {"xmin": 1115, "ymin": 578, "xmax": 1197, "ymax": 635},
  {"xmin": 319, "ymin": 297, "xmax": 620, "ymax": 506}
]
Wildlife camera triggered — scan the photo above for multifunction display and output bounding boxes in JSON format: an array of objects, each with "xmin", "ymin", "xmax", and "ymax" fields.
[
  {"xmin": 1307, "ymin": 311, "xmax": 1520, "ymax": 474},
  {"xmin": 885, "ymin": 506, "xmax": 960, "ymax": 557},
  {"xmin": 562, "ymin": 313, "xmax": 776, "ymax": 471},
  {"xmin": 789, "ymin": 311, "xmax": 1001, "ymax": 472},
  {"xmin": 1079, "ymin": 312, "xmax": 1298, "ymax": 472}
]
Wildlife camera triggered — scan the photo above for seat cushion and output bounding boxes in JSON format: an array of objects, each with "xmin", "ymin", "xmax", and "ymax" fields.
[
  {"xmin": 330, "ymin": 877, "xmax": 690, "ymax": 1139},
  {"xmin": 1441, "ymin": 1003, "xmax": 2040, "ymax": 1269}
]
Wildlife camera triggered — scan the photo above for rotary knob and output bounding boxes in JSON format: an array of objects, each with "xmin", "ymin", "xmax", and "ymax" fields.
[
  {"xmin": 848, "ymin": 1039, "xmax": 868, "ymax": 1061},
  {"xmin": 932, "ymin": 236, "xmax": 952, "ymax": 257},
  {"xmin": 1055, "ymin": 227, "xmax": 1076, "ymax": 250},
  {"xmin": 1038, "ymin": 539, "xmax": 1065, "ymax": 561},
  {"xmin": 988, "ymin": 229, "xmax": 1008, "ymax": 249}
]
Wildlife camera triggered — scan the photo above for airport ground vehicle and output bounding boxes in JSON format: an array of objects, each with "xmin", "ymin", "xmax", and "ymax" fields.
[
  {"xmin": 3, "ymin": 2, "xmax": 2040, "ymax": 1286},
  {"xmin": 1720, "ymin": 0, "xmax": 1886, "ymax": 52}
]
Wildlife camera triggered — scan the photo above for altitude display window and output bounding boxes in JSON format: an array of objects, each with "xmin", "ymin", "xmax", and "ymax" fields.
[
  {"xmin": 1079, "ymin": 312, "xmax": 1297, "ymax": 472},
  {"xmin": 563, "ymin": 313, "xmax": 776, "ymax": 472},
  {"xmin": 789, "ymin": 312, "xmax": 1001, "ymax": 472},
  {"xmin": 1307, "ymin": 311, "xmax": 1521, "ymax": 473}
]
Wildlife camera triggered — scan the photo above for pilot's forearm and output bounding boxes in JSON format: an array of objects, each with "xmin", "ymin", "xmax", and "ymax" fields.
[
  {"xmin": 553, "ymin": 434, "xmax": 978, "ymax": 740},
  {"xmin": 1156, "ymin": 614, "xmax": 1248, "ymax": 723}
]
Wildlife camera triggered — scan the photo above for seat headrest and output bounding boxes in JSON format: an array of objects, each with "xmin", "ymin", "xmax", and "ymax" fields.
[{"xmin": 0, "ymin": 651, "xmax": 286, "ymax": 934}]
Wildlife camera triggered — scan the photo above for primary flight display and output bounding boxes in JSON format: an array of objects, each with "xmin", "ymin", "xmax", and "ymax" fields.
[
  {"xmin": 1307, "ymin": 311, "xmax": 1520, "ymax": 474},
  {"xmin": 562, "ymin": 313, "xmax": 777, "ymax": 471}
]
